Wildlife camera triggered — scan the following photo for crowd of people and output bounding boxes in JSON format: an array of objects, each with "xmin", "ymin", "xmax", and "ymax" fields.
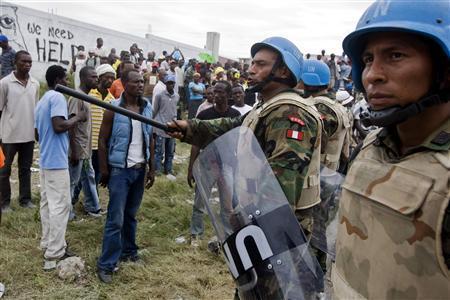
[{"xmin": 0, "ymin": 0, "xmax": 449, "ymax": 298}]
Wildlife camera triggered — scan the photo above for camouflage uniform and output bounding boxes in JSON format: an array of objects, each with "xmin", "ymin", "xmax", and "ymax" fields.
[
  {"xmin": 332, "ymin": 119, "xmax": 450, "ymax": 299},
  {"xmin": 343, "ymin": 105, "xmax": 356, "ymax": 154},
  {"xmin": 313, "ymin": 91, "xmax": 352, "ymax": 171},
  {"xmin": 183, "ymin": 89, "xmax": 323, "ymax": 234}
]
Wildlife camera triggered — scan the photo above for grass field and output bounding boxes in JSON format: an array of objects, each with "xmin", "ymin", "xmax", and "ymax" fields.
[{"xmin": 0, "ymin": 142, "xmax": 235, "ymax": 299}]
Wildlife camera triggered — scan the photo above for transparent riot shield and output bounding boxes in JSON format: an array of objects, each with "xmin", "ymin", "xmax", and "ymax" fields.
[
  {"xmin": 310, "ymin": 166, "xmax": 344, "ymax": 260},
  {"xmin": 193, "ymin": 127, "xmax": 323, "ymax": 300}
]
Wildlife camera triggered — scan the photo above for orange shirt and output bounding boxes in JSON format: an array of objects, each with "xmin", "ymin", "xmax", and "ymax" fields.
[{"xmin": 109, "ymin": 79, "xmax": 124, "ymax": 99}]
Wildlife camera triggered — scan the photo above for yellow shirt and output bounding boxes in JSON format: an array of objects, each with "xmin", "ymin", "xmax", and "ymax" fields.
[
  {"xmin": 112, "ymin": 59, "xmax": 121, "ymax": 71},
  {"xmin": 88, "ymin": 88, "xmax": 115, "ymax": 150}
]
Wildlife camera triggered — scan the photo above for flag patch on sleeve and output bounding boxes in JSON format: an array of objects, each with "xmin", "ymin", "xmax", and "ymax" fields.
[{"xmin": 286, "ymin": 129, "xmax": 303, "ymax": 141}]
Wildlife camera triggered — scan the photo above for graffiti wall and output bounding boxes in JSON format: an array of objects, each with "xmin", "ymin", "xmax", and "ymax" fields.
[{"xmin": 0, "ymin": 3, "xmax": 210, "ymax": 81}]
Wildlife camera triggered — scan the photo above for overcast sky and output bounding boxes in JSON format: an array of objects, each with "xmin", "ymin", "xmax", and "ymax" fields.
[{"xmin": 15, "ymin": 0, "xmax": 372, "ymax": 59}]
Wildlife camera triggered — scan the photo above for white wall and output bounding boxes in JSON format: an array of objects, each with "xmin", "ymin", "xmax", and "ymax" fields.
[{"xmin": 1, "ymin": 2, "xmax": 211, "ymax": 81}]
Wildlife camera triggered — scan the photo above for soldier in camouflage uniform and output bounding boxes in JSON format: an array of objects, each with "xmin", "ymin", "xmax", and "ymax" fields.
[
  {"xmin": 168, "ymin": 37, "xmax": 323, "ymax": 236},
  {"xmin": 301, "ymin": 59, "xmax": 352, "ymax": 172},
  {"xmin": 300, "ymin": 59, "xmax": 351, "ymax": 294},
  {"xmin": 332, "ymin": 0, "xmax": 450, "ymax": 299}
]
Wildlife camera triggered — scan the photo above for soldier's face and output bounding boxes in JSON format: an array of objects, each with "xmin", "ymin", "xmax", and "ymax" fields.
[
  {"xmin": 361, "ymin": 32, "xmax": 433, "ymax": 111},
  {"xmin": 248, "ymin": 48, "xmax": 278, "ymax": 86}
]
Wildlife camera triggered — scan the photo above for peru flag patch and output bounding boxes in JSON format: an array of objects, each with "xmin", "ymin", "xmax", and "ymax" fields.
[{"xmin": 286, "ymin": 129, "xmax": 303, "ymax": 141}]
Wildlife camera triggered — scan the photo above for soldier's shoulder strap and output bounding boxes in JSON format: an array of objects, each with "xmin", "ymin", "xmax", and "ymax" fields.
[
  {"xmin": 361, "ymin": 128, "xmax": 383, "ymax": 150},
  {"xmin": 314, "ymin": 95, "xmax": 347, "ymax": 126},
  {"xmin": 259, "ymin": 89, "xmax": 320, "ymax": 120},
  {"xmin": 314, "ymin": 95, "xmax": 336, "ymax": 106}
]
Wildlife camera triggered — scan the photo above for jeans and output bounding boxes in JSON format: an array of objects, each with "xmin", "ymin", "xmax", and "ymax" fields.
[
  {"xmin": 0, "ymin": 142, "xmax": 34, "ymax": 207},
  {"xmin": 69, "ymin": 158, "xmax": 100, "ymax": 213},
  {"xmin": 190, "ymin": 186, "xmax": 205, "ymax": 236},
  {"xmin": 91, "ymin": 150, "xmax": 101, "ymax": 185},
  {"xmin": 154, "ymin": 135, "xmax": 175, "ymax": 173},
  {"xmin": 97, "ymin": 166, "xmax": 145, "ymax": 272},
  {"xmin": 190, "ymin": 164, "xmax": 235, "ymax": 238}
]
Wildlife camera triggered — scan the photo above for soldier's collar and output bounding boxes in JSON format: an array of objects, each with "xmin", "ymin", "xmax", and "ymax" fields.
[
  {"xmin": 376, "ymin": 118, "xmax": 450, "ymax": 155},
  {"xmin": 259, "ymin": 88, "xmax": 301, "ymax": 106},
  {"xmin": 375, "ymin": 127, "xmax": 400, "ymax": 154},
  {"xmin": 421, "ymin": 118, "xmax": 450, "ymax": 151}
]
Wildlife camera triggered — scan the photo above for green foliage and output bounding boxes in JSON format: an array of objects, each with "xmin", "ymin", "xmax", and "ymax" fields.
[{"xmin": 0, "ymin": 143, "xmax": 234, "ymax": 299}]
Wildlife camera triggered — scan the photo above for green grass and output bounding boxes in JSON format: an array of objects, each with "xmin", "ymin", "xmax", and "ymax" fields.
[{"xmin": 0, "ymin": 142, "xmax": 234, "ymax": 299}]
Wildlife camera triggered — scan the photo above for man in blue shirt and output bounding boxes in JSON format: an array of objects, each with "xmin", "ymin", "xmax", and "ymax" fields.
[
  {"xmin": 0, "ymin": 35, "xmax": 16, "ymax": 79},
  {"xmin": 96, "ymin": 69, "xmax": 155, "ymax": 284},
  {"xmin": 187, "ymin": 72, "xmax": 205, "ymax": 118},
  {"xmin": 34, "ymin": 65, "xmax": 87, "ymax": 270}
]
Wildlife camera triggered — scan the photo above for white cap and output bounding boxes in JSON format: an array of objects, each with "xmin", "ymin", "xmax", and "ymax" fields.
[
  {"xmin": 96, "ymin": 64, "xmax": 116, "ymax": 77},
  {"xmin": 336, "ymin": 90, "xmax": 354, "ymax": 105}
]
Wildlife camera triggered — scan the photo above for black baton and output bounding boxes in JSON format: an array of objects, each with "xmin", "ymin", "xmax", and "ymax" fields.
[{"xmin": 55, "ymin": 84, "xmax": 175, "ymax": 132}]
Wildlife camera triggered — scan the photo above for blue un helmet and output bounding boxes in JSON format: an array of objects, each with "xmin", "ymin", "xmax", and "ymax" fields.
[
  {"xmin": 301, "ymin": 59, "xmax": 330, "ymax": 87},
  {"xmin": 249, "ymin": 37, "xmax": 303, "ymax": 92},
  {"xmin": 342, "ymin": 0, "xmax": 450, "ymax": 127}
]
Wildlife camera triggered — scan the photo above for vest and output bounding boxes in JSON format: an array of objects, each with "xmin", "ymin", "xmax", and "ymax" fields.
[
  {"xmin": 332, "ymin": 129, "xmax": 450, "ymax": 299},
  {"xmin": 108, "ymin": 98, "xmax": 153, "ymax": 168},
  {"xmin": 314, "ymin": 96, "xmax": 351, "ymax": 171},
  {"xmin": 242, "ymin": 90, "xmax": 323, "ymax": 210}
]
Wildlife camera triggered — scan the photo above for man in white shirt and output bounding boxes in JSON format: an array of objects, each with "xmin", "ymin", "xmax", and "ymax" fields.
[
  {"xmin": 175, "ymin": 60, "xmax": 186, "ymax": 110},
  {"xmin": 160, "ymin": 55, "xmax": 170, "ymax": 71},
  {"xmin": 140, "ymin": 51, "xmax": 156, "ymax": 73},
  {"xmin": 0, "ymin": 50, "xmax": 40, "ymax": 212},
  {"xmin": 94, "ymin": 38, "xmax": 109, "ymax": 58},
  {"xmin": 231, "ymin": 85, "xmax": 252, "ymax": 115},
  {"xmin": 151, "ymin": 67, "xmax": 167, "ymax": 104}
]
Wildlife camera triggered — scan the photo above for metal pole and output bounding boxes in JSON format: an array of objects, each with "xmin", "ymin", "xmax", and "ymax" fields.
[{"xmin": 54, "ymin": 84, "xmax": 173, "ymax": 132}]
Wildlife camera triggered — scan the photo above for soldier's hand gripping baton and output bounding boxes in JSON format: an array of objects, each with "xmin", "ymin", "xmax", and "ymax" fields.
[{"xmin": 54, "ymin": 84, "xmax": 176, "ymax": 132}]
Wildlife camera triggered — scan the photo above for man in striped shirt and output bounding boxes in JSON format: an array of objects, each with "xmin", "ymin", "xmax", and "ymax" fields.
[{"xmin": 88, "ymin": 64, "xmax": 116, "ymax": 185}]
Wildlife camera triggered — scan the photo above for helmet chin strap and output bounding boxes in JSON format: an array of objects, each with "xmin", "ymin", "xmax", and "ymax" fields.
[
  {"xmin": 247, "ymin": 56, "xmax": 291, "ymax": 93},
  {"xmin": 361, "ymin": 89, "xmax": 450, "ymax": 127}
]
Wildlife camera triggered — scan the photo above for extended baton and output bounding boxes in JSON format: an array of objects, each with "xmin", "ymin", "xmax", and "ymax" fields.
[{"xmin": 54, "ymin": 84, "xmax": 175, "ymax": 132}]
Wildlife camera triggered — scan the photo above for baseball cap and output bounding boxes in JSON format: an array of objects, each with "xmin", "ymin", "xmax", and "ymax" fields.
[{"xmin": 164, "ymin": 74, "xmax": 176, "ymax": 83}]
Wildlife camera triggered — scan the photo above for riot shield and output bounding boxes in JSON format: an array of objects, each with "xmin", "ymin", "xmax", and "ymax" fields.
[
  {"xmin": 310, "ymin": 166, "xmax": 344, "ymax": 260},
  {"xmin": 193, "ymin": 127, "xmax": 323, "ymax": 300}
]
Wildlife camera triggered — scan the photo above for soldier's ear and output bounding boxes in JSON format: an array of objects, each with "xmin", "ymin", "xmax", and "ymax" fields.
[{"xmin": 276, "ymin": 65, "xmax": 290, "ymax": 79}]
